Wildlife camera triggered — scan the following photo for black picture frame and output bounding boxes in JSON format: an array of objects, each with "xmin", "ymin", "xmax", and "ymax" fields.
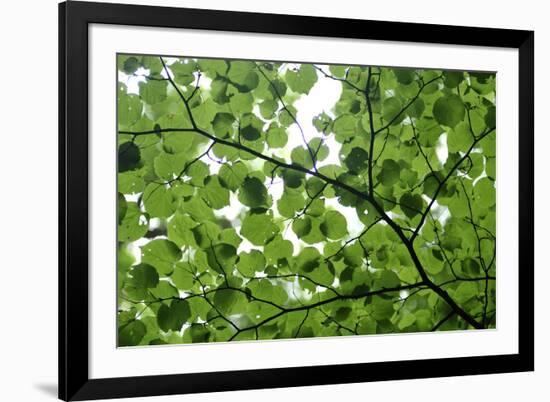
[{"xmin": 59, "ymin": 1, "xmax": 534, "ymax": 400}]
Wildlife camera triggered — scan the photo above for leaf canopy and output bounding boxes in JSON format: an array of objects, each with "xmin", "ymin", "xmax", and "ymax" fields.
[{"xmin": 117, "ymin": 55, "xmax": 496, "ymax": 346}]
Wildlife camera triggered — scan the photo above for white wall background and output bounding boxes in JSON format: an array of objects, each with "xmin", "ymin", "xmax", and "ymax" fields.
[{"xmin": 0, "ymin": 0, "xmax": 544, "ymax": 401}]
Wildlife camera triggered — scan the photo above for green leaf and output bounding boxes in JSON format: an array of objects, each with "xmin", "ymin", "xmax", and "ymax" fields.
[
  {"xmin": 171, "ymin": 263, "xmax": 195, "ymax": 290},
  {"xmin": 118, "ymin": 94, "xmax": 143, "ymax": 127},
  {"xmin": 121, "ymin": 56, "xmax": 140, "ymax": 74},
  {"xmin": 266, "ymin": 126, "xmax": 288, "ymax": 148},
  {"xmin": 382, "ymin": 97, "xmax": 405, "ymax": 126},
  {"xmin": 118, "ymin": 142, "xmax": 141, "ymax": 172},
  {"xmin": 241, "ymin": 213, "xmax": 278, "ymax": 246},
  {"xmin": 238, "ymin": 177, "xmax": 269, "ymax": 208},
  {"xmin": 295, "ymin": 247, "xmax": 321, "ymax": 273},
  {"xmin": 399, "ymin": 193, "xmax": 424, "ymax": 219},
  {"xmin": 141, "ymin": 239, "xmax": 182, "ymax": 275},
  {"xmin": 167, "ymin": 213, "xmax": 197, "ymax": 248},
  {"xmin": 320, "ymin": 210, "xmax": 348, "ymax": 240},
  {"xmin": 443, "ymin": 71, "xmax": 464, "ymax": 88},
  {"xmin": 454, "ymin": 282, "xmax": 478, "ymax": 303},
  {"xmin": 139, "ymin": 79, "xmax": 168, "ymax": 105},
  {"xmin": 462, "ymin": 258, "xmax": 481, "ymax": 277},
  {"xmin": 259, "ymin": 99, "xmax": 278, "ymax": 119},
  {"xmin": 292, "ymin": 216, "xmax": 312, "ymax": 238},
  {"xmin": 141, "ymin": 56, "xmax": 163, "ymax": 74},
  {"xmin": 180, "ymin": 196, "xmax": 216, "ymax": 221},
  {"xmin": 371, "ymin": 296, "xmax": 395, "ymax": 321},
  {"xmin": 157, "ymin": 300, "xmax": 191, "ymax": 332},
  {"xmin": 485, "ymin": 106, "xmax": 496, "ymax": 128},
  {"xmin": 213, "ymin": 289, "xmax": 244, "ymax": 315},
  {"xmin": 200, "ymin": 176, "xmax": 230, "ymax": 209},
  {"xmin": 119, "ymin": 320, "xmax": 146, "ymax": 346},
  {"xmin": 240, "ymin": 113, "xmax": 264, "ymax": 141},
  {"xmin": 333, "ymin": 114, "xmax": 357, "ymax": 139},
  {"xmin": 169, "ymin": 60, "xmax": 197, "ymax": 85},
  {"xmin": 212, "ymin": 112, "xmax": 235, "ymax": 137},
  {"xmin": 447, "ymin": 122, "xmax": 472, "ymax": 153},
  {"xmin": 153, "ymin": 152, "xmax": 186, "ymax": 181},
  {"xmin": 229, "ymin": 92, "xmax": 253, "ymax": 115},
  {"xmin": 219, "ymin": 162, "xmax": 248, "ymax": 191},
  {"xmin": 143, "ymin": 183, "xmax": 175, "ymax": 218},
  {"xmin": 398, "ymin": 311, "xmax": 417, "ymax": 330},
  {"xmin": 162, "ymin": 131, "xmax": 194, "ymax": 154},
  {"xmin": 433, "ymin": 94, "xmax": 465, "ymax": 128},
  {"xmin": 228, "ymin": 61, "xmax": 259, "ymax": 91},
  {"xmin": 378, "ymin": 159, "xmax": 401, "ymax": 187},
  {"xmin": 206, "ymin": 243, "xmax": 237, "ymax": 274},
  {"xmin": 130, "ymin": 264, "xmax": 159, "ymax": 289},
  {"xmin": 285, "ymin": 64, "xmax": 318, "ymax": 94},
  {"xmin": 118, "ymin": 202, "xmax": 148, "ymax": 242},
  {"xmin": 473, "ymin": 178, "xmax": 496, "ymax": 209},
  {"xmin": 393, "ymin": 68, "xmax": 416, "ymax": 85},
  {"xmin": 264, "ymin": 235, "xmax": 294, "ymax": 263},
  {"xmin": 149, "ymin": 281, "xmax": 179, "ymax": 299},
  {"xmin": 237, "ymin": 250, "xmax": 266, "ymax": 277},
  {"xmin": 344, "ymin": 147, "xmax": 369, "ymax": 174},
  {"xmin": 118, "ymin": 193, "xmax": 128, "ymax": 224}
]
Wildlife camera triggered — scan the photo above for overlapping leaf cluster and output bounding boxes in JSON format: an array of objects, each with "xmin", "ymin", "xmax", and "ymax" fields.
[{"xmin": 117, "ymin": 54, "xmax": 496, "ymax": 346}]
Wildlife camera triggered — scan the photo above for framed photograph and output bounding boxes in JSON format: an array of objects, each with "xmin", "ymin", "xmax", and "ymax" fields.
[{"xmin": 59, "ymin": 1, "xmax": 534, "ymax": 400}]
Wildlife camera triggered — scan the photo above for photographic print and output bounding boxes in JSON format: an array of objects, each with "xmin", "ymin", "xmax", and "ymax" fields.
[{"xmin": 116, "ymin": 54, "xmax": 496, "ymax": 347}]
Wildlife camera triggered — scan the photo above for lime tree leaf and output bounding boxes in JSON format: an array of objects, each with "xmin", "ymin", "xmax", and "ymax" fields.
[
  {"xmin": 130, "ymin": 264, "xmax": 159, "ymax": 289},
  {"xmin": 371, "ymin": 296, "xmax": 395, "ymax": 321},
  {"xmin": 171, "ymin": 263, "xmax": 195, "ymax": 290},
  {"xmin": 180, "ymin": 196, "xmax": 216, "ymax": 221},
  {"xmin": 118, "ymin": 202, "xmax": 148, "ymax": 242},
  {"xmin": 212, "ymin": 112, "xmax": 235, "ymax": 137},
  {"xmin": 121, "ymin": 56, "xmax": 140, "ymax": 74},
  {"xmin": 240, "ymin": 213, "xmax": 278, "ymax": 246},
  {"xmin": 378, "ymin": 159, "xmax": 401, "ymax": 187},
  {"xmin": 228, "ymin": 60, "xmax": 259, "ymax": 91},
  {"xmin": 143, "ymin": 183, "xmax": 175, "ymax": 218},
  {"xmin": 119, "ymin": 320, "xmax": 146, "ymax": 346},
  {"xmin": 295, "ymin": 247, "xmax": 321, "ymax": 273},
  {"xmin": 443, "ymin": 71, "xmax": 464, "ymax": 88},
  {"xmin": 157, "ymin": 300, "xmax": 191, "ymax": 332},
  {"xmin": 285, "ymin": 64, "xmax": 318, "ymax": 94},
  {"xmin": 473, "ymin": 178, "xmax": 496, "ymax": 209},
  {"xmin": 320, "ymin": 210, "xmax": 348, "ymax": 240},
  {"xmin": 213, "ymin": 288, "xmax": 246, "ymax": 315},
  {"xmin": 118, "ymin": 193, "xmax": 128, "ymax": 224},
  {"xmin": 393, "ymin": 68, "xmax": 416, "ymax": 85},
  {"xmin": 200, "ymin": 176, "xmax": 230, "ymax": 209},
  {"xmin": 266, "ymin": 126, "xmax": 288, "ymax": 148},
  {"xmin": 238, "ymin": 177, "xmax": 269, "ymax": 208},
  {"xmin": 219, "ymin": 162, "xmax": 248, "ymax": 191},
  {"xmin": 399, "ymin": 193, "xmax": 424, "ymax": 219},
  {"xmin": 206, "ymin": 243, "xmax": 237, "ymax": 274},
  {"xmin": 344, "ymin": 147, "xmax": 369, "ymax": 174},
  {"xmin": 139, "ymin": 80, "xmax": 168, "ymax": 105},
  {"xmin": 333, "ymin": 114, "xmax": 357, "ymax": 139},
  {"xmin": 264, "ymin": 235, "xmax": 294, "ymax": 264},
  {"xmin": 237, "ymin": 250, "xmax": 266, "ymax": 277},
  {"xmin": 167, "ymin": 213, "xmax": 197, "ymax": 247},
  {"xmin": 119, "ymin": 94, "xmax": 143, "ymax": 127},
  {"xmin": 382, "ymin": 97, "xmax": 405, "ymax": 126},
  {"xmin": 154, "ymin": 152, "xmax": 186, "ymax": 181},
  {"xmin": 141, "ymin": 239, "xmax": 182, "ymax": 275},
  {"xmin": 433, "ymin": 94, "xmax": 465, "ymax": 128},
  {"xmin": 118, "ymin": 142, "xmax": 141, "ymax": 172}
]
